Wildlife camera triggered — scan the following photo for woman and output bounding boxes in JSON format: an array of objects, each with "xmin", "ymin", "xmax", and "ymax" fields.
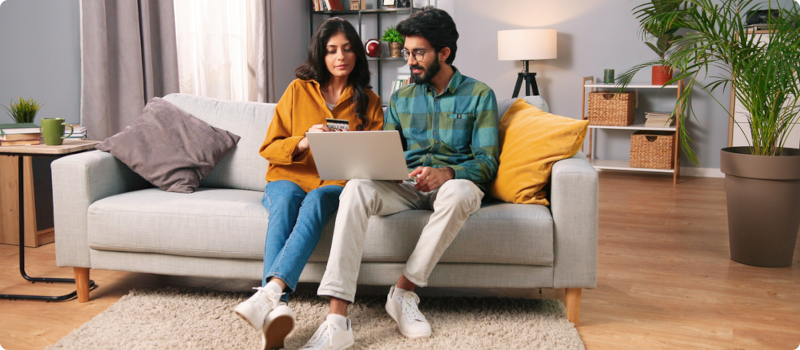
[{"xmin": 235, "ymin": 17, "xmax": 384, "ymax": 349}]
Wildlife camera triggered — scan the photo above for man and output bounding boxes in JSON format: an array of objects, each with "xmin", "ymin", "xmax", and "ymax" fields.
[{"xmin": 301, "ymin": 7, "xmax": 498, "ymax": 350}]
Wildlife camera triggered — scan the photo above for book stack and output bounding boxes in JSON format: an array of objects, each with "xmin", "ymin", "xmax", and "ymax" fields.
[
  {"xmin": 312, "ymin": 0, "xmax": 345, "ymax": 11},
  {"xmin": 392, "ymin": 77, "xmax": 412, "ymax": 93},
  {"xmin": 644, "ymin": 111, "xmax": 674, "ymax": 127},
  {"xmin": 65, "ymin": 124, "xmax": 87, "ymax": 140},
  {"xmin": 0, "ymin": 123, "xmax": 41, "ymax": 146}
]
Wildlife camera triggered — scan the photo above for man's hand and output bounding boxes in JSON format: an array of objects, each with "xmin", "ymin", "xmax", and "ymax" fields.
[
  {"xmin": 295, "ymin": 124, "xmax": 331, "ymax": 156},
  {"xmin": 409, "ymin": 166, "xmax": 455, "ymax": 192}
]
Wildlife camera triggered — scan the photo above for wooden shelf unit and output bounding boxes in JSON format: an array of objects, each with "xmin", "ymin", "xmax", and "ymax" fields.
[{"xmin": 581, "ymin": 77, "xmax": 684, "ymax": 184}]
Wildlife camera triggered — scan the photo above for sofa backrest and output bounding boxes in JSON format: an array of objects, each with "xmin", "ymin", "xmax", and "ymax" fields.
[
  {"xmin": 497, "ymin": 95, "xmax": 549, "ymax": 117},
  {"xmin": 158, "ymin": 93, "xmax": 549, "ymax": 192},
  {"xmin": 162, "ymin": 93, "xmax": 272, "ymax": 191}
]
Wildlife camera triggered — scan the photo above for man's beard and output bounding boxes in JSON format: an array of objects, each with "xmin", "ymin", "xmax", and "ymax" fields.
[{"xmin": 410, "ymin": 58, "xmax": 441, "ymax": 85}]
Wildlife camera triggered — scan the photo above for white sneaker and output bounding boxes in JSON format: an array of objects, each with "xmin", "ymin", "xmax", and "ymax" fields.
[
  {"xmin": 300, "ymin": 317, "xmax": 354, "ymax": 350},
  {"xmin": 234, "ymin": 287, "xmax": 282, "ymax": 348},
  {"xmin": 385, "ymin": 286, "xmax": 432, "ymax": 339},
  {"xmin": 264, "ymin": 302, "xmax": 295, "ymax": 349}
]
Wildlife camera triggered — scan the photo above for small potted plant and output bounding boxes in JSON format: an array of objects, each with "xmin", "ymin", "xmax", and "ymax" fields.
[
  {"xmin": 639, "ymin": 0, "xmax": 686, "ymax": 85},
  {"xmin": 2, "ymin": 97, "xmax": 43, "ymax": 124},
  {"xmin": 381, "ymin": 25, "xmax": 403, "ymax": 58}
]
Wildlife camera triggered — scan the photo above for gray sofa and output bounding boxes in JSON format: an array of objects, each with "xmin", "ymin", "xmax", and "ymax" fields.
[{"xmin": 51, "ymin": 93, "xmax": 597, "ymax": 324}]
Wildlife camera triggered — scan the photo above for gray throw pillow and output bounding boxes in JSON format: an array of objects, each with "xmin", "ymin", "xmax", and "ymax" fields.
[{"xmin": 96, "ymin": 97, "xmax": 241, "ymax": 193}]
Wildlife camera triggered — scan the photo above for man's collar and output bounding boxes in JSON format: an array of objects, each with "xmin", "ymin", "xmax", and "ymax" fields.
[
  {"xmin": 424, "ymin": 66, "xmax": 462, "ymax": 96},
  {"xmin": 446, "ymin": 67, "xmax": 463, "ymax": 94}
]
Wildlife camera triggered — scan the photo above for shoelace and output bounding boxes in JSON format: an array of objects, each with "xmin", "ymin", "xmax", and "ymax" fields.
[
  {"xmin": 399, "ymin": 292, "xmax": 427, "ymax": 323},
  {"xmin": 301, "ymin": 321, "xmax": 336, "ymax": 349},
  {"xmin": 252, "ymin": 287, "xmax": 282, "ymax": 309}
]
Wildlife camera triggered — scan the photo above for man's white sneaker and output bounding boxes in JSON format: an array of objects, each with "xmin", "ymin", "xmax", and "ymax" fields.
[
  {"xmin": 300, "ymin": 317, "xmax": 354, "ymax": 350},
  {"xmin": 264, "ymin": 302, "xmax": 295, "ymax": 349},
  {"xmin": 385, "ymin": 286, "xmax": 432, "ymax": 339},
  {"xmin": 234, "ymin": 287, "xmax": 282, "ymax": 348}
]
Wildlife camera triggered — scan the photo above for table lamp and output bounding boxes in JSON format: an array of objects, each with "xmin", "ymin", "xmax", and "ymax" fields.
[{"xmin": 497, "ymin": 29, "xmax": 557, "ymax": 98}]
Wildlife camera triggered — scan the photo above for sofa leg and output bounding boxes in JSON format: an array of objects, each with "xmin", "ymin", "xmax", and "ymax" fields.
[
  {"xmin": 74, "ymin": 267, "xmax": 90, "ymax": 303},
  {"xmin": 565, "ymin": 288, "xmax": 582, "ymax": 325}
]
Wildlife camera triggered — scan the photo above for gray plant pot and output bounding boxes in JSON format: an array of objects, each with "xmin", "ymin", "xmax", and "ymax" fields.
[{"xmin": 720, "ymin": 147, "xmax": 800, "ymax": 267}]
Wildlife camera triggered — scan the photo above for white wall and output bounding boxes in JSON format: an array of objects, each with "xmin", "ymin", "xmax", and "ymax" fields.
[
  {"xmin": 448, "ymin": 0, "xmax": 799, "ymax": 170},
  {"xmin": 446, "ymin": 0, "xmax": 732, "ymax": 169},
  {"xmin": 1, "ymin": 0, "xmax": 788, "ymax": 170},
  {"xmin": 0, "ymin": 0, "xmax": 81, "ymax": 124}
]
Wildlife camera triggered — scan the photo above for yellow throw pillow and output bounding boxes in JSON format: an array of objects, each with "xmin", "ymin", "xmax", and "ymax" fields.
[{"xmin": 490, "ymin": 99, "xmax": 589, "ymax": 205}]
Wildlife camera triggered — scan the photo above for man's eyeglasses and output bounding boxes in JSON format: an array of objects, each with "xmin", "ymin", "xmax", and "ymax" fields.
[{"xmin": 401, "ymin": 48, "xmax": 426, "ymax": 61}]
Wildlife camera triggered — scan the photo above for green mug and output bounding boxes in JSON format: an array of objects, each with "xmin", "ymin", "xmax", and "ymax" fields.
[{"xmin": 41, "ymin": 118, "xmax": 73, "ymax": 145}]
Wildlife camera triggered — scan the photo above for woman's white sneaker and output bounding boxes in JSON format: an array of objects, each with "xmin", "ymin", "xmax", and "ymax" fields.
[
  {"xmin": 300, "ymin": 315, "xmax": 354, "ymax": 350},
  {"xmin": 385, "ymin": 286, "xmax": 432, "ymax": 339},
  {"xmin": 234, "ymin": 286, "xmax": 281, "ymax": 331},
  {"xmin": 264, "ymin": 302, "xmax": 295, "ymax": 349},
  {"xmin": 234, "ymin": 286, "xmax": 284, "ymax": 349}
]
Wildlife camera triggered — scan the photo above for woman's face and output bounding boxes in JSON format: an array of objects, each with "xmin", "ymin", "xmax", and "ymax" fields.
[{"xmin": 324, "ymin": 32, "xmax": 356, "ymax": 80}]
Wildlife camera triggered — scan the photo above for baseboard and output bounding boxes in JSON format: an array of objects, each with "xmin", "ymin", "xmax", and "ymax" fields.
[{"xmin": 681, "ymin": 167, "xmax": 724, "ymax": 178}]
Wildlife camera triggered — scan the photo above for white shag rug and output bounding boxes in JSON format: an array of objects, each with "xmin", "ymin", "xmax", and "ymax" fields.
[{"xmin": 47, "ymin": 287, "xmax": 585, "ymax": 350}]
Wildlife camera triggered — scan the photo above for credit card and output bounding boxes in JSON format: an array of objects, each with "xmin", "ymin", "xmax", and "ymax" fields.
[{"xmin": 326, "ymin": 118, "xmax": 349, "ymax": 131}]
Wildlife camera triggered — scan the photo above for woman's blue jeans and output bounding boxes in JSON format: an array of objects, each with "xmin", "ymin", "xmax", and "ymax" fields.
[{"xmin": 262, "ymin": 180, "xmax": 342, "ymax": 302}]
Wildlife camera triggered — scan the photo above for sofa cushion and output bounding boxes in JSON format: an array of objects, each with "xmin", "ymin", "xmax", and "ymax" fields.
[
  {"xmin": 87, "ymin": 189, "xmax": 554, "ymax": 266},
  {"xmin": 311, "ymin": 200, "xmax": 554, "ymax": 266},
  {"xmin": 162, "ymin": 93, "xmax": 273, "ymax": 192},
  {"xmin": 95, "ymin": 97, "xmax": 241, "ymax": 193},
  {"xmin": 88, "ymin": 188, "xmax": 268, "ymax": 259}
]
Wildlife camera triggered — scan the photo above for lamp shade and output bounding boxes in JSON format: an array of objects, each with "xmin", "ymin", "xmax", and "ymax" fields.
[{"xmin": 497, "ymin": 29, "xmax": 557, "ymax": 61}]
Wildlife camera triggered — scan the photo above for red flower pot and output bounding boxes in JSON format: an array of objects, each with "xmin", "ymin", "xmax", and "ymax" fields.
[{"xmin": 652, "ymin": 65, "xmax": 673, "ymax": 85}]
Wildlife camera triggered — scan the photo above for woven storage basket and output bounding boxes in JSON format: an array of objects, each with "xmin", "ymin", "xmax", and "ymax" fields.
[
  {"xmin": 630, "ymin": 131, "xmax": 675, "ymax": 169},
  {"xmin": 588, "ymin": 91, "xmax": 635, "ymax": 126}
]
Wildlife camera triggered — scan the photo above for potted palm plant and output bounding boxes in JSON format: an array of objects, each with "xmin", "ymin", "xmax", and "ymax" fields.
[
  {"xmin": 618, "ymin": 0, "xmax": 800, "ymax": 267},
  {"xmin": 381, "ymin": 25, "xmax": 403, "ymax": 58}
]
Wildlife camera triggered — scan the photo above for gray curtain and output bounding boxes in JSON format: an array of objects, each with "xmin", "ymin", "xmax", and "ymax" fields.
[
  {"xmin": 264, "ymin": 0, "xmax": 277, "ymax": 103},
  {"xmin": 81, "ymin": 0, "xmax": 179, "ymax": 140}
]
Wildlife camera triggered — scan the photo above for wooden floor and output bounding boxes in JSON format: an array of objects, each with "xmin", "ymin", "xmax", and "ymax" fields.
[{"xmin": 1, "ymin": 172, "xmax": 799, "ymax": 350}]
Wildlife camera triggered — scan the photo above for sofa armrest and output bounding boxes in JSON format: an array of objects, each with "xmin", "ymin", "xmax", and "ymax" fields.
[
  {"xmin": 51, "ymin": 150, "xmax": 151, "ymax": 268},
  {"xmin": 550, "ymin": 152, "xmax": 598, "ymax": 289}
]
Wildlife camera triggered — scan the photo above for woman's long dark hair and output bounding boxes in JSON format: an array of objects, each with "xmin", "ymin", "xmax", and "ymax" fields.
[{"xmin": 295, "ymin": 18, "xmax": 371, "ymax": 131}]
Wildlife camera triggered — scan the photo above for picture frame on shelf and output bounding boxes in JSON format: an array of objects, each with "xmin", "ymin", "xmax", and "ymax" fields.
[{"xmin": 383, "ymin": 0, "xmax": 395, "ymax": 7}]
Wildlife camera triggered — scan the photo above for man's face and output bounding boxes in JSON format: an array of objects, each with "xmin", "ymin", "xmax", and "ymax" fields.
[{"xmin": 404, "ymin": 36, "xmax": 441, "ymax": 85}]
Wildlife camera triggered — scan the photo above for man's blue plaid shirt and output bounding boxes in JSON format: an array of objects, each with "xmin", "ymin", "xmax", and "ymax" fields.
[{"xmin": 384, "ymin": 68, "xmax": 499, "ymax": 190}]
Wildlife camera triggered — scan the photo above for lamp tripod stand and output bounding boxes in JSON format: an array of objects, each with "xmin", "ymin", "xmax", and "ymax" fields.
[{"xmin": 511, "ymin": 60, "xmax": 540, "ymax": 98}]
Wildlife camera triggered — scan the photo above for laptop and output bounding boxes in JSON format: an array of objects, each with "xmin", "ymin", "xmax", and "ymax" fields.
[{"xmin": 307, "ymin": 130, "xmax": 410, "ymax": 181}]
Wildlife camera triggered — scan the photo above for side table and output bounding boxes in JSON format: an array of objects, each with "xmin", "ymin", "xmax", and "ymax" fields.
[{"xmin": 0, "ymin": 140, "xmax": 99, "ymax": 301}]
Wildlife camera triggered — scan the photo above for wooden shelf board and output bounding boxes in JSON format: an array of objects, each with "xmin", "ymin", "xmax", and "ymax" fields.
[
  {"xmin": 585, "ymin": 83, "xmax": 679, "ymax": 89},
  {"xmin": 367, "ymin": 57, "xmax": 407, "ymax": 61},
  {"xmin": 588, "ymin": 123, "xmax": 676, "ymax": 131},
  {"xmin": 591, "ymin": 159, "xmax": 675, "ymax": 173},
  {"xmin": 312, "ymin": 8, "xmax": 414, "ymax": 15}
]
